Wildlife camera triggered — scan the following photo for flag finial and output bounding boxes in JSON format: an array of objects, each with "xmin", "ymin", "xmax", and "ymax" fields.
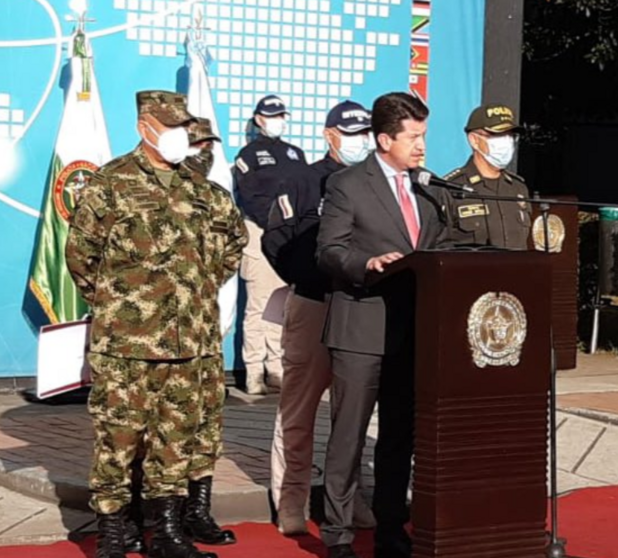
[{"xmin": 68, "ymin": 0, "xmax": 91, "ymax": 31}]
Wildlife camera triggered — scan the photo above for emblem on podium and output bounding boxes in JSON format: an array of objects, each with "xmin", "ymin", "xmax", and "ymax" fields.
[
  {"xmin": 532, "ymin": 214, "xmax": 566, "ymax": 252},
  {"xmin": 467, "ymin": 292, "xmax": 527, "ymax": 367}
]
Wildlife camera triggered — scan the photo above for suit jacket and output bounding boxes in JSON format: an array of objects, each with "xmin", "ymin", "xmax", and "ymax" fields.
[{"xmin": 316, "ymin": 154, "xmax": 449, "ymax": 355}]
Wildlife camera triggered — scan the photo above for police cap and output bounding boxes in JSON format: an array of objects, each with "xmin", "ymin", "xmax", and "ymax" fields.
[
  {"xmin": 325, "ymin": 100, "xmax": 371, "ymax": 134},
  {"xmin": 254, "ymin": 95, "xmax": 289, "ymax": 117},
  {"xmin": 465, "ymin": 104, "xmax": 523, "ymax": 134},
  {"xmin": 136, "ymin": 90, "xmax": 194, "ymax": 126},
  {"xmin": 187, "ymin": 117, "xmax": 221, "ymax": 144}
]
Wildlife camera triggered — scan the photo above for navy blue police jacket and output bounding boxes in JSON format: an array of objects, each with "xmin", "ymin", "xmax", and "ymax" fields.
[
  {"xmin": 261, "ymin": 154, "xmax": 344, "ymax": 301},
  {"xmin": 234, "ymin": 135, "xmax": 307, "ymax": 229}
]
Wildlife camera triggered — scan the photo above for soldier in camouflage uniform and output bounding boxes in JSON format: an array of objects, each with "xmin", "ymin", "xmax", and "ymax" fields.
[
  {"xmin": 180, "ymin": 118, "xmax": 238, "ymax": 547},
  {"xmin": 66, "ymin": 91, "xmax": 247, "ymax": 558}
]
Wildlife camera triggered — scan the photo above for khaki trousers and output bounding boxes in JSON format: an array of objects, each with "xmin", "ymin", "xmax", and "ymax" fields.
[
  {"xmin": 271, "ymin": 292, "xmax": 332, "ymax": 513},
  {"xmin": 240, "ymin": 220, "xmax": 284, "ymax": 382}
]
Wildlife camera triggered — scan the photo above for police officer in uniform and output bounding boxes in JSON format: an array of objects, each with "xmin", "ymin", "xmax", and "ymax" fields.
[
  {"xmin": 66, "ymin": 91, "xmax": 247, "ymax": 558},
  {"xmin": 444, "ymin": 103, "xmax": 531, "ymax": 249},
  {"xmin": 262, "ymin": 100, "xmax": 375, "ymax": 536},
  {"xmin": 235, "ymin": 95, "xmax": 308, "ymax": 394}
]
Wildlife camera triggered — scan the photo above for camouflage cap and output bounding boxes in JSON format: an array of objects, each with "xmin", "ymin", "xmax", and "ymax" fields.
[
  {"xmin": 136, "ymin": 90, "xmax": 194, "ymax": 127},
  {"xmin": 187, "ymin": 117, "xmax": 221, "ymax": 144},
  {"xmin": 465, "ymin": 104, "xmax": 523, "ymax": 134}
]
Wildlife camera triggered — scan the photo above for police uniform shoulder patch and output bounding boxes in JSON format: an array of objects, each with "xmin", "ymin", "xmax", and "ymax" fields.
[
  {"xmin": 443, "ymin": 168, "xmax": 463, "ymax": 181},
  {"xmin": 278, "ymin": 194, "xmax": 294, "ymax": 219},
  {"xmin": 505, "ymin": 170, "xmax": 526, "ymax": 183},
  {"xmin": 236, "ymin": 157, "xmax": 249, "ymax": 174}
]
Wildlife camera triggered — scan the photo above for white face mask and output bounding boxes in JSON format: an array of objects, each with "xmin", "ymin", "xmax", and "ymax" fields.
[
  {"xmin": 261, "ymin": 117, "xmax": 286, "ymax": 139},
  {"xmin": 479, "ymin": 134, "xmax": 515, "ymax": 169},
  {"xmin": 335, "ymin": 134, "xmax": 370, "ymax": 166},
  {"xmin": 145, "ymin": 124, "xmax": 189, "ymax": 165}
]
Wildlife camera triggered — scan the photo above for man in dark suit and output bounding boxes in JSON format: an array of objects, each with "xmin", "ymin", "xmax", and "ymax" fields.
[{"xmin": 316, "ymin": 92, "xmax": 450, "ymax": 558}]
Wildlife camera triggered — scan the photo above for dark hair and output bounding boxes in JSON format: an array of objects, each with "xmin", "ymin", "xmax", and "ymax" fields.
[{"xmin": 371, "ymin": 92, "xmax": 429, "ymax": 140}]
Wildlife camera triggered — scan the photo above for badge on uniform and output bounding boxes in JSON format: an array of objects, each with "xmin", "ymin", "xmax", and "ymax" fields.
[
  {"xmin": 256, "ymin": 150, "xmax": 276, "ymax": 166},
  {"xmin": 287, "ymin": 147, "xmax": 299, "ymax": 161},
  {"xmin": 278, "ymin": 194, "xmax": 294, "ymax": 219},
  {"xmin": 517, "ymin": 193, "xmax": 527, "ymax": 210},
  {"xmin": 236, "ymin": 157, "xmax": 249, "ymax": 174},
  {"xmin": 458, "ymin": 204, "xmax": 489, "ymax": 218}
]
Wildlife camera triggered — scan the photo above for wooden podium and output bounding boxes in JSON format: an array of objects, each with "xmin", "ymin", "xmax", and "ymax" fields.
[{"xmin": 382, "ymin": 250, "xmax": 551, "ymax": 558}]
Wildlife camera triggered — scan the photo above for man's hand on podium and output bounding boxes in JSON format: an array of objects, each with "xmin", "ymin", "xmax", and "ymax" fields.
[{"xmin": 366, "ymin": 252, "xmax": 404, "ymax": 273}]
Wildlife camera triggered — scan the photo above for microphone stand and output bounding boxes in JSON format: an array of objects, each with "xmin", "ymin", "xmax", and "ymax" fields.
[{"xmin": 444, "ymin": 187, "xmax": 618, "ymax": 558}]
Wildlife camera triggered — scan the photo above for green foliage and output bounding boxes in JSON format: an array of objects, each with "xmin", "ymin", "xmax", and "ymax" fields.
[{"xmin": 524, "ymin": 0, "xmax": 618, "ymax": 70}]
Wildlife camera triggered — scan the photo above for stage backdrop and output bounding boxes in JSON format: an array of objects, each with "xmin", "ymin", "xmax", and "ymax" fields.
[{"xmin": 0, "ymin": 0, "xmax": 484, "ymax": 377}]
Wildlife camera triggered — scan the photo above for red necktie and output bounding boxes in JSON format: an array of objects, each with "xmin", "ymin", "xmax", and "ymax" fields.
[{"xmin": 395, "ymin": 173, "xmax": 420, "ymax": 248}]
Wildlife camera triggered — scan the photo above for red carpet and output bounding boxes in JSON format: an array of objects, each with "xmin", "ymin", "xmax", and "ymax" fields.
[{"xmin": 1, "ymin": 487, "xmax": 617, "ymax": 557}]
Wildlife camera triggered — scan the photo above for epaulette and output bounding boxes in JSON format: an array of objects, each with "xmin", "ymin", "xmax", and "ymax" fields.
[
  {"xmin": 98, "ymin": 152, "xmax": 134, "ymax": 174},
  {"xmin": 208, "ymin": 180, "xmax": 233, "ymax": 197},
  {"xmin": 504, "ymin": 170, "xmax": 526, "ymax": 183},
  {"xmin": 443, "ymin": 168, "xmax": 463, "ymax": 181}
]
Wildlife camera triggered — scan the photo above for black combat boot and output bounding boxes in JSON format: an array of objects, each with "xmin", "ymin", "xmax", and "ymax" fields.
[
  {"xmin": 123, "ymin": 460, "xmax": 147, "ymax": 554},
  {"xmin": 184, "ymin": 477, "xmax": 236, "ymax": 545},
  {"xmin": 148, "ymin": 496, "xmax": 217, "ymax": 558},
  {"xmin": 96, "ymin": 510, "xmax": 127, "ymax": 558}
]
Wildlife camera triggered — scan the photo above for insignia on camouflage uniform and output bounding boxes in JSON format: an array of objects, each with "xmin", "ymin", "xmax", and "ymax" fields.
[
  {"xmin": 458, "ymin": 204, "xmax": 489, "ymax": 218},
  {"xmin": 53, "ymin": 160, "xmax": 98, "ymax": 221},
  {"xmin": 467, "ymin": 292, "xmax": 527, "ymax": 368},
  {"xmin": 532, "ymin": 214, "xmax": 566, "ymax": 253},
  {"xmin": 278, "ymin": 194, "xmax": 294, "ymax": 219},
  {"xmin": 236, "ymin": 157, "xmax": 249, "ymax": 174}
]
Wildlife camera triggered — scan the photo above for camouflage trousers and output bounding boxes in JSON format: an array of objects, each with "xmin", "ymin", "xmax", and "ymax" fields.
[
  {"xmin": 87, "ymin": 353, "xmax": 204, "ymax": 514},
  {"xmin": 188, "ymin": 353, "xmax": 226, "ymax": 481}
]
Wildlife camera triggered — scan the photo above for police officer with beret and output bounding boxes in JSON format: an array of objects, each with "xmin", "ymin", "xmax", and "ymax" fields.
[
  {"xmin": 262, "ymin": 100, "xmax": 375, "ymax": 536},
  {"xmin": 235, "ymin": 95, "xmax": 308, "ymax": 395},
  {"xmin": 444, "ymin": 103, "xmax": 531, "ymax": 249}
]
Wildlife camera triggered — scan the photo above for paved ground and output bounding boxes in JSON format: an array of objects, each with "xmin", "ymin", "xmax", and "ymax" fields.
[{"xmin": 0, "ymin": 351, "xmax": 617, "ymax": 546}]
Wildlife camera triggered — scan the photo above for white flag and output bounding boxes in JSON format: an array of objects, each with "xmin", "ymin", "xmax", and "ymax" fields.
[
  {"xmin": 29, "ymin": 28, "xmax": 111, "ymax": 397},
  {"xmin": 185, "ymin": 30, "xmax": 238, "ymax": 337},
  {"xmin": 56, "ymin": 30, "xmax": 111, "ymax": 166}
]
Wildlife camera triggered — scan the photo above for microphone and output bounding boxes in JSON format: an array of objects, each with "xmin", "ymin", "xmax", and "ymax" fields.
[{"xmin": 417, "ymin": 171, "xmax": 475, "ymax": 193}]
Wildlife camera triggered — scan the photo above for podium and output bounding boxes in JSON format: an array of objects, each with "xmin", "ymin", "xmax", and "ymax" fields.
[{"xmin": 383, "ymin": 250, "xmax": 551, "ymax": 558}]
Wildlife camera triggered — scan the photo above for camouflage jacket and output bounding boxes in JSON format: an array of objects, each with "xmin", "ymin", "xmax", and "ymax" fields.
[{"xmin": 66, "ymin": 145, "xmax": 247, "ymax": 360}]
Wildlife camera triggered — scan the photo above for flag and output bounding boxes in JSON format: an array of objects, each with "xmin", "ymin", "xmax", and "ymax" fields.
[
  {"xmin": 185, "ymin": 29, "xmax": 238, "ymax": 336},
  {"xmin": 25, "ymin": 29, "xmax": 111, "ymax": 327}
]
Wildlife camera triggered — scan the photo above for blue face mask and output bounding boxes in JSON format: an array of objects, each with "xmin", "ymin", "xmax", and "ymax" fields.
[
  {"xmin": 335, "ymin": 134, "xmax": 370, "ymax": 166},
  {"xmin": 480, "ymin": 134, "xmax": 516, "ymax": 169}
]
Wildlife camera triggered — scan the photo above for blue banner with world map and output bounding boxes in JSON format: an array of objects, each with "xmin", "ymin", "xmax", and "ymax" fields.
[{"xmin": 0, "ymin": 0, "xmax": 484, "ymax": 377}]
